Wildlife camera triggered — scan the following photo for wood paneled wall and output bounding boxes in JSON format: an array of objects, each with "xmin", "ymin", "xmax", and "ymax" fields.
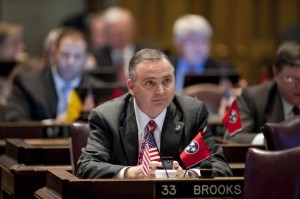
[{"xmin": 117, "ymin": 0, "xmax": 300, "ymax": 85}]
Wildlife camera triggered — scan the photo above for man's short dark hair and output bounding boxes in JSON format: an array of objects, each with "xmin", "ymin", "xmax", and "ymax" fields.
[
  {"xmin": 128, "ymin": 48, "xmax": 174, "ymax": 81},
  {"xmin": 274, "ymin": 41, "xmax": 300, "ymax": 73},
  {"xmin": 55, "ymin": 28, "xmax": 88, "ymax": 50}
]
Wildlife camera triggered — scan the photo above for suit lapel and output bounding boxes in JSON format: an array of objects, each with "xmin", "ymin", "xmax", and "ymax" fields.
[
  {"xmin": 265, "ymin": 87, "xmax": 284, "ymax": 122},
  {"xmin": 118, "ymin": 98, "xmax": 186, "ymax": 164},
  {"xmin": 160, "ymin": 102, "xmax": 184, "ymax": 159},
  {"xmin": 43, "ymin": 68, "xmax": 58, "ymax": 117},
  {"xmin": 119, "ymin": 98, "xmax": 139, "ymax": 165}
]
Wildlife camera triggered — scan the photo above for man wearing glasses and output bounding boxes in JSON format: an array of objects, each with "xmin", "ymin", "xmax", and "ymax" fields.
[{"xmin": 223, "ymin": 41, "xmax": 300, "ymax": 144}]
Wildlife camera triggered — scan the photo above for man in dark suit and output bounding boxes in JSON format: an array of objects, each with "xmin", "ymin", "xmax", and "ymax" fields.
[
  {"xmin": 172, "ymin": 14, "xmax": 242, "ymax": 93},
  {"xmin": 92, "ymin": 6, "xmax": 151, "ymax": 85},
  {"xmin": 4, "ymin": 28, "xmax": 103, "ymax": 123},
  {"xmin": 77, "ymin": 48, "xmax": 232, "ymax": 179},
  {"xmin": 223, "ymin": 41, "xmax": 300, "ymax": 144}
]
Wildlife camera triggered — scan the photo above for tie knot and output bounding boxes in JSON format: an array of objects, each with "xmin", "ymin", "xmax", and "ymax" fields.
[
  {"xmin": 292, "ymin": 106, "xmax": 300, "ymax": 116},
  {"xmin": 147, "ymin": 120, "xmax": 157, "ymax": 133},
  {"xmin": 62, "ymin": 83, "xmax": 72, "ymax": 93}
]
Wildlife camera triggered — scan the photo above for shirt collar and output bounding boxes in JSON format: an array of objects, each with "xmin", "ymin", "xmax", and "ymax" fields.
[
  {"xmin": 281, "ymin": 97, "xmax": 299, "ymax": 119},
  {"xmin": 51, "ymin": 66, "xmax": 81, "ymax": 92},
  {"xmin": 133, "ymin": 98, "xmax": 166, "ymax": 133}
]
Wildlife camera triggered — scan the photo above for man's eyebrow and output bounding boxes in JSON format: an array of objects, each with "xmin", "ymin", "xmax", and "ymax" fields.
[
  {"xmin": 142, "ymin": 76, "xmax": 156, "ymax": 81},
  {"xmin": 163, "ymin": 74, "xmax": 173, "ymax": 78}
]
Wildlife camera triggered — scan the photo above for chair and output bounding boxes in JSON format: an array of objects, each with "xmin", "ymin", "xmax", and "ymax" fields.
[
  {"xmin": 181, "ymin": 83, "xmax": 223, "ymax": 114},
  {"xmin": 69, "ymin": 122, "xmax": 89, "ymax": 174},
  {"xmin": 243, "ymin": 147, "xmax": 300, "ymax": 199},
  {"xmin": 261, "ymin": 115, "xmax": 300, "ymax": 150}
]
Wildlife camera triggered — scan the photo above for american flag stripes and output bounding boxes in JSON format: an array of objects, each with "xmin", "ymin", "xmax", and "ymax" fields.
[{"xmin": 141, "ymin": 132, "xmax": 160, "ymax": 176}]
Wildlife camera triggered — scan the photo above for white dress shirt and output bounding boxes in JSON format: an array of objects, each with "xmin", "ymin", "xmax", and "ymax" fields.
[{"xmin": 51, "ymin": 66, "xmax": 81, "ymax": 115}]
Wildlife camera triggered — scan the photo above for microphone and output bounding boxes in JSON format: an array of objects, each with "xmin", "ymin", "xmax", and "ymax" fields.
[{"xmin": 199, "ymin": 160, "xmax": 213, "ymax": 178}]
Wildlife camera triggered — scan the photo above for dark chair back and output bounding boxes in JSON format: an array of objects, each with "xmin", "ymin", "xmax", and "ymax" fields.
[
  {"xmin": 261, "ymin": 115, "xmax": 300, "ymax": 150},
  {"xmin": 243, "ymin": 147, "xmax": 300, "ymax": 199},
  {"xmin": 69, "ymin": 122, "xmax": 89, "ymax": 174},
  {"xmin": 181, "ymin": 83, "xmax": 223, "ymax": 114}
]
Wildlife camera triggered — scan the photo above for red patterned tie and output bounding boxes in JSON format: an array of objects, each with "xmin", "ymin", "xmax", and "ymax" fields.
[{"xmin": 137, "ymin": 120, "xmax": 157, "ymax": 165}]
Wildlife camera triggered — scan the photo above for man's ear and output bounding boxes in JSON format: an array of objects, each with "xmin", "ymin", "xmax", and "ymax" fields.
[{"xmin": 127, "ymin": 79, "xmax": 134, "ymax": 96}]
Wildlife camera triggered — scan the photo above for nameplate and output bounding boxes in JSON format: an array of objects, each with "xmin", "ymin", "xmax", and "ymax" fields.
[
  {"xmin": 43, "ymin": 126, "xmax": 69, "ymax": 138},
  {"xmin": 155, "ymin": 178, "xmax": 243, "ymax": 198}
]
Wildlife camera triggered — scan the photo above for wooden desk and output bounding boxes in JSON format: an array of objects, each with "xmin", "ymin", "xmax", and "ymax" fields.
[
  {"xmin": 35, "ymin": 169, "xmax": 244, "ymax": 199},
  {"xmin": 0, "ymin": 138, "xmax": 72, "ymax": 199},
  {"xmin": 0, "ymin": 122, "xmax": 70, "ymax": 138},
  {"xmin": 221, "ymin": 144, "xmax": 265, "ymax": 176},
  {"xmin": 221, "ymin": 144, "xmax": 265, "ymax": 163},
  {"xmin": 0, "ymin": 122, "xmax": 70, "ymax": 155}
]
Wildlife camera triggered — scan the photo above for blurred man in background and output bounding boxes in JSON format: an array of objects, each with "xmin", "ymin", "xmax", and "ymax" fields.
[
  {"xmin": 4, "ymin": 28, "xmax": 103, "ymax": 123},
  {"xmin": 92, "ymin": 6, "xmax": 151, "ymax": 85},
  {"xmin": 172, "ymin": 14, "xmax": 241, "ymax": 93},
  {"xmin": 0, "ymin": 21, "xmax": 26, "ymax": 116},
  {"xmin": 223, "ymin": 41, "xmax": 300, "ymax": 144}
]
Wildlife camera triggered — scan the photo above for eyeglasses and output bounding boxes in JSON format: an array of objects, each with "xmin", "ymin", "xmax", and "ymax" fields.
[{"xmin": 282, "ymin": 75, "xmax": 300, "ymax": 86}]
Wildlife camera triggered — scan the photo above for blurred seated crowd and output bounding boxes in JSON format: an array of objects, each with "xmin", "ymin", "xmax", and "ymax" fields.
[{"xmin": 0, "ymin": 4, "xmax": 299, "ymax": 146}]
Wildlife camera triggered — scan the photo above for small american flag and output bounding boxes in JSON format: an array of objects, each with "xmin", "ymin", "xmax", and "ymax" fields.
[{"xmin": 141, "ymin": 132, "xmax": 160, "ymax": 176}]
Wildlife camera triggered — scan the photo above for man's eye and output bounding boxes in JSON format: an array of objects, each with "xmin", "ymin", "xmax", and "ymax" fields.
[
  {"xmin": 163, "ymin": 78, "xmax": 171, "ymax": 85},
  {"xmin": 146, "ymin": 81, "xmax": 154, "ymax": 86},
  {"xmin": 62, "ymin": 53, "xmax": 69, "ymax": 57}
]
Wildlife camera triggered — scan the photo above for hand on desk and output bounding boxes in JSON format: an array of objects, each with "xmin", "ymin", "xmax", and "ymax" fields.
[{"xmin": 124, "ymin": 161, "xmax": 185, "ymax": 179}]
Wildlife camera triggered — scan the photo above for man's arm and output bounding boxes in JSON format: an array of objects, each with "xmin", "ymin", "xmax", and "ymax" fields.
[
  {"xmin": 76, "ymin": 109, "xmax": 125, "ymax": 178},
  {"xmin": 5, "ymin": 75, "xmax": 32, "ymax": 121}
]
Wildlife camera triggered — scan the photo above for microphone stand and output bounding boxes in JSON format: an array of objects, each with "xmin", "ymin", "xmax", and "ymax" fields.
[{"xmin": 149, "ymin": 132, "xmax": 169, "ymax": 178}]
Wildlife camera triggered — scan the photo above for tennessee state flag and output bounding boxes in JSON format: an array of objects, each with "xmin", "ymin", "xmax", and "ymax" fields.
[
  {"xmin": 222, "ymin": 99, "xmax": 242, "ymax": 136},
  {"xmin": 180, "ymin": 130, "xmax": 211, "ymax": 169}
]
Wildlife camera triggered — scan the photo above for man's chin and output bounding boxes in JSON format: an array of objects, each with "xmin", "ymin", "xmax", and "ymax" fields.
[{"xmin": 63, "ymin": 74, "xmax": 76, "ymax": 81}]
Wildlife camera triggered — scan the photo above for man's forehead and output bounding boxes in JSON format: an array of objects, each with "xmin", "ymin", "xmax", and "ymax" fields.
[
  {"xmin": 137, "ymin": 59, "xmax": 172, "ymax": 68},
  {"xmin": 281, "ymin": 65, "xmax": 300, "ymax": 74},
  {"xmin": 58, "ymin": 37, "xmax": 87, "ymax": 51}
]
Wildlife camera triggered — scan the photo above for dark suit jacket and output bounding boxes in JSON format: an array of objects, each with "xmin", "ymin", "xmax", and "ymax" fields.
[
  {"xmin": 4, "ymin": 67, "xmax": 104, "ymax": 121},
  {"xmin": 92, "ymin": 43, "xmax": 151, "ymax": 67},
  {"xmin": 223, "ymin": 80, "xmax": 284, "ymax": 143},
  {"xmin": 77, "ymin": 93, "xmax": 232, "ymax": 178}
]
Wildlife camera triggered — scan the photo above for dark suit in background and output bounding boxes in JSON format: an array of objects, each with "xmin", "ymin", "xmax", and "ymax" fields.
[
  {"xmin": 4, "ymin": 67, "xmax": 103, "ymax": 121},
  {"xmin": 92, "ymin": 43, "xmax": 151, "ymax": 67},
  {"xmin": 77, "ymin": 93, "xmax": 232, "ymax": 178},
  {"xmin": 223, "ymin": 80, "xmax": 284, "ymax": 143}
]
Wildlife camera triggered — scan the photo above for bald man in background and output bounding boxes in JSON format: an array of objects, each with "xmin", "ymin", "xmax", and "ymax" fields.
[{"xmin": 92, "ymin": 6, "xmax": 152, "ymax": 84}]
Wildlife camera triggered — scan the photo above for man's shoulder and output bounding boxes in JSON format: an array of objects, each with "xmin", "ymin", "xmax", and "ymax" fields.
[
  {"xmin": 174, "ymin": 94, "xmax": 205, "ymax": 110},
  {"xmin": 245, "ymin": 80, "xmax": 275, "ymax": 95},
  {"xmin": 14, "ymin": 67, "xmax": 49, "ymax": 83},
  {"xmin": 239, "ymin": 81, "xmax": 277, "ymax": 108}
]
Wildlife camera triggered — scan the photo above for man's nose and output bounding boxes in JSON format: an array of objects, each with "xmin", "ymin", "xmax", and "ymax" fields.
[
  {"xmin": 156, "ymin": 84, "xmax": 165, "ymax": 95},
  {"xmin": 67, "ymin": 56, "xmax": 75, "ymax": 64}
]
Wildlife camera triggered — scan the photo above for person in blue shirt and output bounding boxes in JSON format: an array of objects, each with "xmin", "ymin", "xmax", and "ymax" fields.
[{"xmin": 172, "ymin": 14, "xmax": 241, "ymax": 93}]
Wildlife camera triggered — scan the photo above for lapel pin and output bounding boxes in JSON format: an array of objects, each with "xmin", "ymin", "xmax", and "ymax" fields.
[{"xmin": 175, "ymin": 126, "xmax": 181, "ymax": 133}]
